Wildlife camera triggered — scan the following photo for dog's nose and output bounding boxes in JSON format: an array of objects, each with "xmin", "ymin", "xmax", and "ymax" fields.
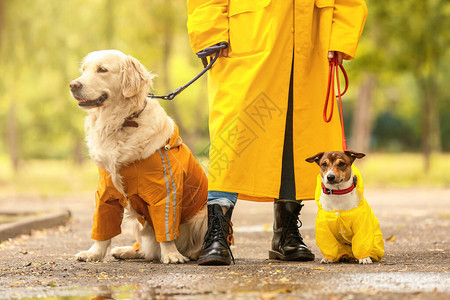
[
  {"xmin": 327, "ymin": 174, "xmax": 336, "ymax": 182},
  {"xmin": 70, "ymin": 80, "xmax": 83, "ymax": 92}
]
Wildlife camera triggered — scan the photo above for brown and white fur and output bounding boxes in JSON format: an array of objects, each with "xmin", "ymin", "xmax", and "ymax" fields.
[
  {"xmin": 69, "ymin": 50, "xmax": 207, "ymax": 264},
  {"xmin": 306, "ymin": 150, "xmax": 372, "ymax": 264}
]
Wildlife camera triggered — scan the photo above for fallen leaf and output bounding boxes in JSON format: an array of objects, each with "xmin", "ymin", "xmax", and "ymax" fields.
[
  {"xmin": 313, "ymin": 267, "xmax": 325, "ymax": 271},
  {"xmin": 386, "ymin": 235, "xmax": 396, "ymax": 242}
]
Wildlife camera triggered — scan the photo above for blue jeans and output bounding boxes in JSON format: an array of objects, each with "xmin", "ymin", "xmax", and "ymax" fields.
[{"xmin": 207, "ymin": 191, "xmax": 238, "ymax": 208}]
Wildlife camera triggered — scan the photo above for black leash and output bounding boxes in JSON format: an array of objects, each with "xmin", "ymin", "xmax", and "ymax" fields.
[{"xmin": 148, "ymin": 42, "xmax": 228, "ymax": 101}]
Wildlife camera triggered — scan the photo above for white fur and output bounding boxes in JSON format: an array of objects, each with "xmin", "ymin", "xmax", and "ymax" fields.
[
  {"xmin": 76, "ymin": 240, "xmax": 111, "ymax": 262},
  {"xmin": 359, "ymin": 257, "xmax": 372, "ymax": 264},
  {"xmin": 320, "ymin": 258, "xmax": 335, "ymax": 264},
  {"xmin": 110, "ymin": 246, "xmax": 142, "ymax": 260},
  {"xmin": 71, "ymin": 50, "xmax": 207, "ymax": 264},
  {"xmin": 319, "ymin": 169, "xmax": 360, "ymax": 212}
]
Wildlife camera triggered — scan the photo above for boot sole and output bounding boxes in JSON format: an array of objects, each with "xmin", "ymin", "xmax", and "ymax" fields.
[
  {"xmin": 197, "ymin": 255, "xmax": 231, "ymax": 266},
  {"xmin": 268, "ymin": 249, "xmax": 315, "ymax": 261}
]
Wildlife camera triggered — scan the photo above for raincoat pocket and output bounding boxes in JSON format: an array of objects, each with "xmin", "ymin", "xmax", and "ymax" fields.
[
  {"xmin": 228, "ymin": 0, "xmax": 271, "ymax": 17},
  {"xmin": 315, "ymin": 0, "xmax": 335, "ymax": 8},
  {"xmin": 228, "ymin": 0, "xmax": 272, "ymax": 56},
  {"xmin": 314, "ymin": 0, "xmax": 335, "ymax": 53}
]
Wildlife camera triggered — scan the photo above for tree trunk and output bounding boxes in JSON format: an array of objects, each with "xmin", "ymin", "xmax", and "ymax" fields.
[
  {"xmin": 419, "ymin": 72, "xmax": 440, "ymax": 172},
  {"xmin": 0, "ymin": 0, "xmax": 4, "ymax": 49},
  {"xmin": 7, "ymin": 101, "xmax": 19, "ymax": 171},
  {"xmin": 161, "ymin": 4, "xmax": 186, "ymax": 135},
  {"xmin": 351, "ymin": 74, "xmax": 375, "ymax": 153},
  {"xmin": 104, "ymin": 0, "xmax": 115, "ymax": 48},
  {"xmin": 72, "ymin": 135, "xmax": 85, "ymax": 166}
]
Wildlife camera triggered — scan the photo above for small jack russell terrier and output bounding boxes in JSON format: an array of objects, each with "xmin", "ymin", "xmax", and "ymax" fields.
[{"xmin": 306, "ymin": 150, "xmax": 384, "ymax": 264}]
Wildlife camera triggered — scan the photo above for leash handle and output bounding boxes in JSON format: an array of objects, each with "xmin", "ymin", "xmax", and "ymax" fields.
[
  {"xmin": 323, "ymin": 56, "xmax": 349, "ymax": 150},
  {"xmin": 148, "ymin": 42, "xmax": 228, "ymax": 100}
]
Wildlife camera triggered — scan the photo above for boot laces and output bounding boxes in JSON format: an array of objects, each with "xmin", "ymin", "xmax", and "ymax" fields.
[
  {"xmin": 282, "ymin": 213, "xmax": 304, "ymax": 245},
  {"xmin": 202, "ymin": 213, "xmax": 235, "ymax": 263}
]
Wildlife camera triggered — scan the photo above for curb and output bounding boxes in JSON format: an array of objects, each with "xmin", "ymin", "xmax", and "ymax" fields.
[{"xmin": 0, "ymin": 210, "xmax": 71, "ymax": 242}]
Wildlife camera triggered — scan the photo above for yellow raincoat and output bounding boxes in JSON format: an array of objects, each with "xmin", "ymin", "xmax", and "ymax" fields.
[
  {"xmin": 314, "ymin": 166, "xmax": 384, "ymax": 261},
  {"xmin": 91, "ymin": 125, "xmax": 208, "ymax": 243},
  {"xmin": 187, "ymin": 0, "xmax": 367, "ymax": 200}
]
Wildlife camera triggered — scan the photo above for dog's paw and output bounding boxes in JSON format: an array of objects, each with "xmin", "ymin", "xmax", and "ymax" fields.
[
  {"xmin": 358, "ymin": 257, "xmax": 373, "ymax": 264},
  {"xmin": 160, "ymin": 252, "xmax": 190, "ymax": 264},
  {"xmin": 320, "ymin": 258, "xmax": 335, "ymax": 264},
  {"xmin": 75, "ymin": 250, "xmax": 104, "ymax": 262},
  {"xmin": 111, "ymin": 246, "xmax": 141, "ymax": 260}
]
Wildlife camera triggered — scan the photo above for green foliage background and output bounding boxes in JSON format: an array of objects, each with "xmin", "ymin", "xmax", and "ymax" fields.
[
  {"xmin": 0, "ymin": 0, "xmax": 449, "ymax": 166},
  {"xmin": 0, "ymin": 0, "xmax": 209, "ymax": 164}
]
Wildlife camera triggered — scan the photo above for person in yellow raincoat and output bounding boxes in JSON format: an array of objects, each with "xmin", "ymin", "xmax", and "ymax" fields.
[
  {"xmin": 314, "ymin": 166, "xmax": 384, "ymax": 262},
  {"xmin": 187, "ymin": 0, "xmax": 368, "ymax": 265}
]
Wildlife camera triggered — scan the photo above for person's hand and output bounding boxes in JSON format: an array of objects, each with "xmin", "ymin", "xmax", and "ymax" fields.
[
  {"xmin": 327, "ymin": 51, "xmax": 344, "ymax": 65},
  {"xmin": 221, "ymin": 45, "xmax": 228, "ymax": 57}
]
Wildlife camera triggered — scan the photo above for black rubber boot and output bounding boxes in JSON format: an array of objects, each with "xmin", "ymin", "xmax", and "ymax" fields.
[
  {"xmin": 269, "ymin": 200, "xmax": 315, "ymax": 261},
  {"xmin": 198, "ymin": 204, "xmax": 234, "ymax": 265}
]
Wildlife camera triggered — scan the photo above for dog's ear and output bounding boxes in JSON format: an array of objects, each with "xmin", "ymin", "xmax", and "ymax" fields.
[
  {"xmin": 305, "ymin": 152, "xmax": 325, "ymax": 165},
  {"xmin": 344, "ymin": 150, "xmax": 366, "ymax": 164},
  {"xmin": 121, "ymin": 55, "xmax": 152, "ymax": 98}
]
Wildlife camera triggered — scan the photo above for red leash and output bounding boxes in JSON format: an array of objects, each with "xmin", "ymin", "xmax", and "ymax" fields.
[{"xmin": 323, "ymin": 56, "xmax": 349, "ymax": 150}]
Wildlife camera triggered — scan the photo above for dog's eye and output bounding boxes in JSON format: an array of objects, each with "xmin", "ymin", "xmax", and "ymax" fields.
[
  {"xmin": 97, "ymin": 67, "xmax": 108, "ymax": 73},
  {"xmin": 338, "ymin": 162, "xmax": 345, "ymax": 167},
  {"xmin": 321, "ymin": 162, "xmax": 327, "ymax": 168}
]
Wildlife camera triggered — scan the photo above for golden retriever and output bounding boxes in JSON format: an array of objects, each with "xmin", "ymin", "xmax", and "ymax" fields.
[{"xmin": 69, "ymin": 50, "xmax": 208, "ymax": 264}]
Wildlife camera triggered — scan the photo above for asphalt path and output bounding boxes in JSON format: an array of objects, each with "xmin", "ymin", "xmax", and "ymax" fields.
[{"xmin": 0, "ymin": 187, "xmax": 449, "ymax": 299}]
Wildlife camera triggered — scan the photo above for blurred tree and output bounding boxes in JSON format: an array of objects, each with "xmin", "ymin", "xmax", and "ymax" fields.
[
  {"xmin": 0, "ymin": 0, "xmax": 448, "ymax": 168},
  {"xmin": 0, "ymin": 0, "xmax": 207, "ymax": 165},
  {"xmin": 352, "ymin": 0, "xmax": 450, "ymax": 169}
]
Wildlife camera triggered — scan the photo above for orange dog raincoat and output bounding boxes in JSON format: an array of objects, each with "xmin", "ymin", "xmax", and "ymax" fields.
[{"xmin": 91, "ymin": 125, "xmax": 208, "ymax": 242}]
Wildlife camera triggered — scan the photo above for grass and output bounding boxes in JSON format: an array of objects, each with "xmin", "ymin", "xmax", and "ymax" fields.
[
  {"xmin": 0, "ymin": 153, "xmax": 448, "ymax": 197},
  {"xmin": 0, "ymin": 157, "xmax": 98, "ymax": 197},
  {"xmin": 356, "ymin": 153, "xmax": 450, "ymax": 188}
]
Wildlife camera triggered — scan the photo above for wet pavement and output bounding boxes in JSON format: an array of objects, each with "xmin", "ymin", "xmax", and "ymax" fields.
[{"xmin": 0, "ymin": 188, "xmax": 449, "ymax": 299}]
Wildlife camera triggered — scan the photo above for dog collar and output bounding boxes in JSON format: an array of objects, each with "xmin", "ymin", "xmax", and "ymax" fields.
[
  {"xmin": 322, "ymin": 176, "xmax": 357, "ymax": 195},
  {"xmin": 122, "ymin": 101, "xmax": 147, "ymax": 128}
]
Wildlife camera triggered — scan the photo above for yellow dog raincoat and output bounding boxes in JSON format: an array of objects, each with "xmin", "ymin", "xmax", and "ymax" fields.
[
  {"xmin": 314, "ymin": 166, "xmax": 384, "ymax": 261},
  {"xmin": 91, "ymin": 125, "xmax": 208, "ymax": 242}
]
